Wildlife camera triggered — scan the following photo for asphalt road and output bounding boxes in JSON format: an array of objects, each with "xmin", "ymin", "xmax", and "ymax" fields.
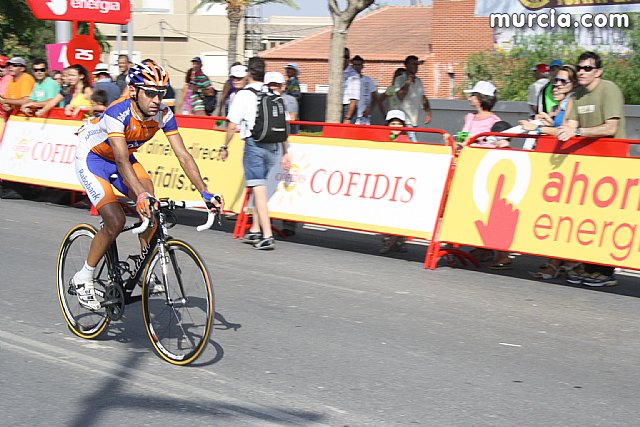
[{"xmin": 1, "ymin": 198, "xmax": 640, "ymax": 426}]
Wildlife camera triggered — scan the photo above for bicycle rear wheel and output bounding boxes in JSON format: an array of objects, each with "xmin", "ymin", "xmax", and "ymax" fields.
[
  {"xmin": 142, "ymin": 239, "xmax": 214, "ymax": 365},
  {"xmin": 56, "ymin": 224, "xmax": 111, "ymax": 339}
]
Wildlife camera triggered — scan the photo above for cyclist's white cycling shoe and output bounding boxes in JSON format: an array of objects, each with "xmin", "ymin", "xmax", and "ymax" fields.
[{"xmin": 72, "ymin": 273, "xmax": 101, "ymax": 310}]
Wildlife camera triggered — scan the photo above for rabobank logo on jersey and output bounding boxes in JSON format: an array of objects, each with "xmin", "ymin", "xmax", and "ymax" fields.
[
  {"xmin": 117, "ymin": 108, "xmax": 130, "ymax": 122},
  {"xmin": 84, "ymin": 129, "xmax": 105, "ymax": 141}
]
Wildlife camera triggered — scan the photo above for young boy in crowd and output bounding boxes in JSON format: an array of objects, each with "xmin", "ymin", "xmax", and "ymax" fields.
[
  {"xmin": 379, "ymin": 110, "xmax": 410, "ymax": 254},
  {"xmin": 88, "ymin": 89, "xmax": 108, "ymax": 118},
  {"xmin": 386, "ymin": 109, "xmax": 410, "ymax": 142}
]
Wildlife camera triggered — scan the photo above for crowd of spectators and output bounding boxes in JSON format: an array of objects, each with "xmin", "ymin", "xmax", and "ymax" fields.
[
  {"xmin": 0, "ymin": 54, "xmax": 131, "ymax": 119},
  {"xmin": 0, "ymin": 50, "xmax": 629, "ymax": 282}
]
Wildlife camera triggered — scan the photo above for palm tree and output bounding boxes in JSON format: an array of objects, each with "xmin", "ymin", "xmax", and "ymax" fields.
[
  {"xmin": 326, "ymin": 0, "xmax": 374, "ymax": 122},
  {"xmin": 195, "ymin": 0, "xmax": 298, "ymax": 66}
]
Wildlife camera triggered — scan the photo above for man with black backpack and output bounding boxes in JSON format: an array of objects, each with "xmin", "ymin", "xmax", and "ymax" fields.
[{"xmin": 219, "ymin": 57, "xmax": 291, "ymax": 250}]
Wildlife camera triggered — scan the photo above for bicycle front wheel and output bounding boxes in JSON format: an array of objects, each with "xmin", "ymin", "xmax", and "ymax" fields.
[
  {"xmin": 56, "ymin": 224, "xmax": 111, "ymax": 339},
  {"xmin": 141, "ymin": 239, "xmax": 214, "ymax": 365}
]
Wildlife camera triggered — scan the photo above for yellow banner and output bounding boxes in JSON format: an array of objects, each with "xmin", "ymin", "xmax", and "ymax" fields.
[
  {"xmin": 135, "ymin": 129, "xmax": 247, "ymax": 213},
  {"xmin": 0, "ymin": 116, "xmax": 248, "ymax": 213},
  {"xmin": 440, "ymin": 147, "xmax": 640, "ymax": 269}
]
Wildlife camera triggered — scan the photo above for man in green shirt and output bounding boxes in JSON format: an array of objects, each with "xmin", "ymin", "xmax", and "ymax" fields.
[
  {"xmin": 20, "ymin": 58, "xmax": 60, "ymax": 114},
  {"xmin": 557, "ymin": 51, "xmax": 625, "ymax": 288},
  {"xmin": 558, "ymin": 51, "xmax": 625, "ymax": 141}
]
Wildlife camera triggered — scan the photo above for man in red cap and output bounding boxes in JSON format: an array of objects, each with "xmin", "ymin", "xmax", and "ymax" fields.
[{"xmin": 527, "ymin": 63, "xmax": 549, "ymax": 115}]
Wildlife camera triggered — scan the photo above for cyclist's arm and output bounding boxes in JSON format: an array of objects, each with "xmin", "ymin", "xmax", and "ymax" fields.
[
  {"xmin": 166, "ymin": 132, "xmax": 209, "ymax": 193},
  {"xmin": 111, "ymin": 135, "xmax": 147, "ymax": 198}
]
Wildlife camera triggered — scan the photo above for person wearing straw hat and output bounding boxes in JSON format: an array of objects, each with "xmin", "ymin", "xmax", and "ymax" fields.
[{"xmin": 92, "ymin": 63, "xmax": 121, "ymax": 106}]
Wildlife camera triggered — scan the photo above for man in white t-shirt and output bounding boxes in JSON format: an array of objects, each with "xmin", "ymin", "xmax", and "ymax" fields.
[
  {"xmin": 342, "ymin": 48, "xmax": 360, "ymax": 124},
  {"xmin": 220, "ymin": 57, "xmax": 291, "ymax": 250},
  {"xmin": 393, "ymin": 55, "xmax": 431, "ymax": 142},
  {"xmin": 351, "ymin": 55, "xmax": 378, "ymax": 125}
]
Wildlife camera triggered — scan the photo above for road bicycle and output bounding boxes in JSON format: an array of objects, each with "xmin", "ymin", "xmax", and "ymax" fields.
[{"xmin": 56, "ymin": 198, "xmax": 219, "ymax": 365}]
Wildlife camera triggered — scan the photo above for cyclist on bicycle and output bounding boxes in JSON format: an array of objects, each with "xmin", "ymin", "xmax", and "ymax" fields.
[{"xmin": 73, "ymin": 60, "xmax": 223, "ymax": 310}]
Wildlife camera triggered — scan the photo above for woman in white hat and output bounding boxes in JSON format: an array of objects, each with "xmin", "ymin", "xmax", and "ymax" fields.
[
  {"xmin": 458, "ymin": 81, "xmax": 501, "ymax": 148},
  {"xmin": 216, "ymin": 63, "xmax": 247, "ymax": 117}
]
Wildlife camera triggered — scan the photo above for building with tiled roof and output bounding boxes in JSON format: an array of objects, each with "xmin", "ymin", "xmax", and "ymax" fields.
[
  {"xmin": 260, "ymin": 0, "xmax": 493, "ymax": 99},
  {"xmin": 261, "ymin": 16, "xmax": 332, "ymax": 51}
]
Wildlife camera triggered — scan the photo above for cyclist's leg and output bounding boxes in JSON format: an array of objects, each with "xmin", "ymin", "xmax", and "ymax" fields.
[
  {"xmin": 89, "ymin": 203, "xmax": 125, "ymax": 266},
  {"xmin": 74, "ymin": 151, "xmax": 124, "ymax": 309},
  {"xmin": 114, "ymin": 157, "xmax": 157, "ymax": 250}
]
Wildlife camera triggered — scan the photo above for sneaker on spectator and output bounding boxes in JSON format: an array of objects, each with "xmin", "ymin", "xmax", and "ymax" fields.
[
  {"xmin": 582, "ymin": 273, "xmax": 617, "ymax": 287},
  {"xmin": 253, "ymin": 236, "xmax": 275, "ymax": 250},
  {"xmin": 243, "ymin": 230, "xmax": 262, "ymax": 244},
  {"xmin": 379, "ymin": 237, "xmax": 396, "ymax": 254},
  {"xmin": 380, "ymin": 236, "xmax": 408, "ymax": 254},
  {"xmin": 565, "ymin": 265, "xmax": 587, "ymax": 284}
]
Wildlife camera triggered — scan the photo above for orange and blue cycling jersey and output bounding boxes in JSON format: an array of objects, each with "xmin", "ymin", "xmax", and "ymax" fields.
[
  {"xmin": 75, "ymin": 97, "xmax": 179, "ymax": 209},
  {"xmin": 77, "ymin": 96, "xmax": 179, "ymax": 161}
]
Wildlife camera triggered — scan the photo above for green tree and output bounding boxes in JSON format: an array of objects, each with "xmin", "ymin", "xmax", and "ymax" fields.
[
  {"xmin": 602, "ymin": 14, "xmax": 640, "ymax": 105},
  {"xmin": 464, "ymin": 18, "xmax": 640, "ymax": 105},
  {"xmin": 0, "ymin": 1, "xmax": 108, "ymax": 64},
  {"xmin": 0, "ymin": 0, "xmax": 55, "ymax": 60},
  {"xmin": 465, "ymin": 30, "xmax": 582, "ymax": 102},
  {"xmin": 194, "ymin": 0, "xmax": 298, "ymax": 67}
]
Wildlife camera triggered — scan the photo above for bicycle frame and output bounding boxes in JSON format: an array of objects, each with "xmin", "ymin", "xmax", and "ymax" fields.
[{"xmin": 96, "ymin": 200, "xmax": 217, "ymax": 314}]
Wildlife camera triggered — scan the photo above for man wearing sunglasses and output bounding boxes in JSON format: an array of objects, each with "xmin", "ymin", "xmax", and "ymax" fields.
[
  {"xmin": 20, "ymin": 59, "xmax": 60, "ymax": 114},
  {"xmin": 557, "ymin": 51, "xmax": 625, "ymax": 288},
  {"xmin": 72, "ymin": 60, "xmax": 223, "ymax": 310},
  {"xmin": 0, "ymin": 57, "xmax": 35, "ymax": 115},
  {"xmin": 557, "ymin": 51, "xmax": 625, "ymax": 143}
]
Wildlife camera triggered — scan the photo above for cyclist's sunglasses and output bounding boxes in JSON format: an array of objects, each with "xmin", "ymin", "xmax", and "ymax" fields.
[
  {"xmin": 141, "ymin": 87, "xmax": 167, "ymax": 99},
  {"xmin": 553, "ymin": 77, "xmax": 570, "ymax": 86},
  {"xmin": 576, "ymin": 65, "xmax": 598, "ymax": 72}
]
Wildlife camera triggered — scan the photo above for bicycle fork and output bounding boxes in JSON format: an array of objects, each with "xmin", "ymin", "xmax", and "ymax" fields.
[{"xmin": 158, "ymin": 243, "xmax": 188, "ymax": 307}]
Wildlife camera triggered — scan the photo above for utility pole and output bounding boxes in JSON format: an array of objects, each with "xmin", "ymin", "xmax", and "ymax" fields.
[
  {"xmin": 55, "ymin": 21, "xmax": 72, "ymax": 43},
  {"xmin": 127, "ymin": 13, "xmax": 134, "ymax": 60},
  {"xmin": 160, "ymin": 20, "xmax": 165, "ymax": 67}
]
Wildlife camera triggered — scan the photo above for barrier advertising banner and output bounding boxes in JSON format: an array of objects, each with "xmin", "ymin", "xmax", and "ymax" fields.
[
  {"xmin": 264, "ymin": 136, "xmax": 453, "ymax": 239},
  {"xmin": 0, "ymin": 116, "xmax": 247, "ymax": 212},
  {"xmin": 134, "ymin": 128, "xmax": 247, "ymax": 213},
  {"xmin": 475, "ymin": 0, "xmax": 640, "ymax": 15},
  {"xmin": 440, "ymin": 147, "xmax": 640, "ymax": 269},
  {"xmin": 0, "ymin": 116, "xmax": 83, "ymax": 191}
]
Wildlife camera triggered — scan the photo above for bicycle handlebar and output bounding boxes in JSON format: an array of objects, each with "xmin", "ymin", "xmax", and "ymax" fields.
[
  {"xmin": 174, "ymin": 200, "xmax": 218, "ymax": 232},
  {"xmin": 129, "ymin": 199, "xmax": 219, "ymax": 235},
  {"xmin": 131, "ymin": 217, "xmax": 150, "ymax": 235}
]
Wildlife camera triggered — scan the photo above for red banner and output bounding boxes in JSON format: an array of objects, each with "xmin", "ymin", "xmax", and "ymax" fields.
[{"xmin": 27, "ymin": 0, "xmax": 130, "ymax": 24}]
